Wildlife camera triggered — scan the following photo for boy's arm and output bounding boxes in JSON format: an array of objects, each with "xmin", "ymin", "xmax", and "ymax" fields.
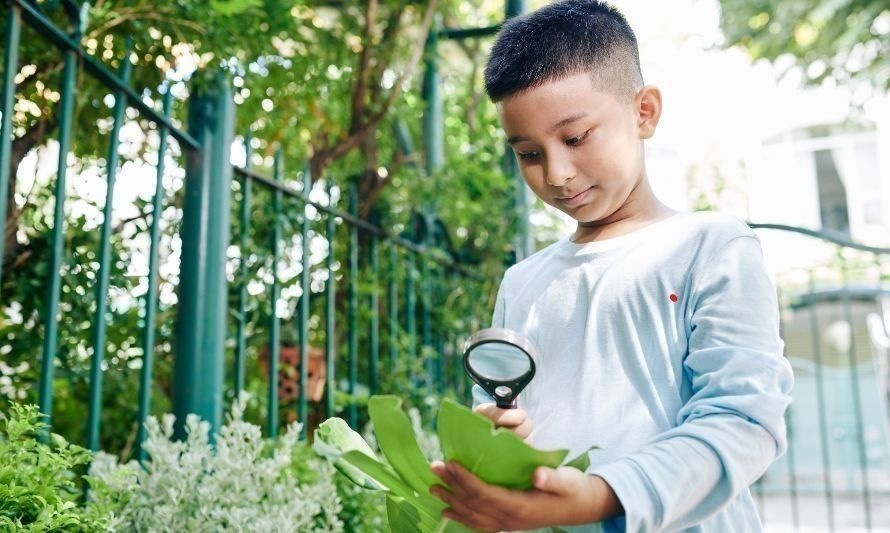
[{"xmin": 591, "ymin": 235, "xmax": 794, "ymax": 531}]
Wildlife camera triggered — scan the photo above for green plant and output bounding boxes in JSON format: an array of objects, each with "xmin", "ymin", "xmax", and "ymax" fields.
[
  {"xmin": 86, "ymin": 394, "xmax": 347, "ymax": 532},
  {"xmin": 314, "ymin": 395, "xmax": 599, "ymax": 533},
  {"xmin": 0, "ymin": 404, "xmax": 108, "ymax": 531}
]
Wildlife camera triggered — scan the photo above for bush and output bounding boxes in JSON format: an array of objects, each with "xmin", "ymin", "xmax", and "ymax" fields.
[
  {"xmin": 1, "ymin": 398, "xmax": 389, "ymax": 532},
  {"xmin": 0, "ymin": 403, "xmax": 108, "ymax": 531},
  {"xmin": 87, "ymin": 394, "xmax": 384, "ymax": 532}
]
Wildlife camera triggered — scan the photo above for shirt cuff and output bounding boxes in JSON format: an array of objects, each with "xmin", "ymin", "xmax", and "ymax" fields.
[{"xmin": 591, "ymin": 458, "xmax": 662, "ymax": 532}]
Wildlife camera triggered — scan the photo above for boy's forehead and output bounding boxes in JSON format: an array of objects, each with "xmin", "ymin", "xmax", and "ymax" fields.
[{"xmin": 496, "ymin": 73, "xmax": 625, "ymax": 128}]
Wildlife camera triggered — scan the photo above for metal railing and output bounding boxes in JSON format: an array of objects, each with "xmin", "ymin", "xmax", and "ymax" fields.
[
  {"xmin": 0, "ymin": 0, "xmax": 493, "ymax": 458},
  {"xmin": 750, "ymin": 222, "xmax": 890, "ymax": 531}
]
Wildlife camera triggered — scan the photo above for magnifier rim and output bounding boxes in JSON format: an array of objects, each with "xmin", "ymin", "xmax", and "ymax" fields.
[{"xmin": 463, "ymin": 327, "xmax": 538, "ymax": 363}]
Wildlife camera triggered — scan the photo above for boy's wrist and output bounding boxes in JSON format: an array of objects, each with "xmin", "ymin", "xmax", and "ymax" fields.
[{"xmin": 581, "ymin": 474, "xmax": 624, "ymax": 523}]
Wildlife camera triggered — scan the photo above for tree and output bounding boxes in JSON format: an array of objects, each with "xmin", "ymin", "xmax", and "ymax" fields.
[
  {"xmin": 717, "ymin": 0, "xmax": 889, "ymax": 91},
  {"xmin": 1, "ymin": 0, "xmax": 519, "ymax": 453}
]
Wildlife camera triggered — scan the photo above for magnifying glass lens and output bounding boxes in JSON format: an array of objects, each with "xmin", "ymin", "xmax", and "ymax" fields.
[
  {"xmin": 462, "ymin": 328, "xmax": 537, "ymax": 409},
  {"xmin": 467, "ymin": 343, "xmax": 532, "ymax": 380}
]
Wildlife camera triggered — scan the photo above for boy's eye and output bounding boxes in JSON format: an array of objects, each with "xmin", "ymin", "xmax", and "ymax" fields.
[
  {"xmin": 517, "ymin": 150, "xmax": 540, "ymax": 161},
  {"xmin": 566, "ymin": 129, "xmax": 591, "ymax": 146}
]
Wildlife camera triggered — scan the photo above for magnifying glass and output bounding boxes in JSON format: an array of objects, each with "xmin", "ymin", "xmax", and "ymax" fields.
[{"xmin": 462, "ymin": 328, "xmax": 537, "ymax": 409}]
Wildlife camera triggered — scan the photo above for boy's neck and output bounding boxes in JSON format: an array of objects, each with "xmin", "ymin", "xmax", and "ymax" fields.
[{"xmin": 571, "ymin": 179, "xmax": 677, "ymax": 244}]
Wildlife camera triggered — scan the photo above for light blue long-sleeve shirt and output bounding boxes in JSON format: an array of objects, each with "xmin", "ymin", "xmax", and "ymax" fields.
[{"xmin": 474, "ymin": 211, "xmax": 794, "ymax": 532}]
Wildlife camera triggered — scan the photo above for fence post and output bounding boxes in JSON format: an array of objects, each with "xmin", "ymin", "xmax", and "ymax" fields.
[
  {"xmin": 503, "ymin": 0, "xmax": 532, "ymax": 262},
  {"xmin": 173, "ymin": 75, "xmax": 234, "ymax": 439},
  {"xmin": 422, "ymin": 14, "xmax": 443, "ymax": 175}
]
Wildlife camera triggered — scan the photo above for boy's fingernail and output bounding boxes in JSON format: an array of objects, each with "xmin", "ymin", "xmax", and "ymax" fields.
[{"xmin": 535, "ymin": 469, "xmax": 547, "ymax": 485}]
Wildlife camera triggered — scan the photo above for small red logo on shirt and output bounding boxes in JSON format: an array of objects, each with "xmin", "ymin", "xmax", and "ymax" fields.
[{"xmin": 669, "ymin": 293, "xmax": 678, "ymax": 302}]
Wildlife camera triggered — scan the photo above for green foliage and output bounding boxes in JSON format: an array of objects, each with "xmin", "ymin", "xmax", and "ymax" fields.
[
  {"xmin": 437, "ymin": 399, "xmax": 568, "ymax": 490},
  {"xmin": 314, "ymin": 395, "xmax": 600, "ymax": 533},
  {"xmin": 0, "ymin": 399, "xmax": 390, "ymax": 531},
  {"xmin": 2, "ymin": 0, "xmax": 515, "ymax": 457},
  {"xmin": 0, "ymin": 404, "xmax": 108, "ymax": 532},
  {"xmin": 86, "ymin": 394, "xmax": 350, "ymax": 531},
  {"xmin": 718, "ymin": 0, "xmax": 889, "ymax": 90}
]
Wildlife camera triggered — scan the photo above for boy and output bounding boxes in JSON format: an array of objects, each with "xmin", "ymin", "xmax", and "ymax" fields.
[{"xmin": 429, "ymin": 1, "xmax": 794, "ymax": 531}]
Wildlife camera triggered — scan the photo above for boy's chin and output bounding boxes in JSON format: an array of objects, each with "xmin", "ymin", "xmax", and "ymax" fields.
[{"xmin": 555, "ymin": 205, "xmax": 601, "ymax": 224}]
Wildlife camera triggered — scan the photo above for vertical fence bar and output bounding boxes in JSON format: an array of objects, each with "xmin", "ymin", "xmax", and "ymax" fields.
[
  {"xmin": 388, "ymin": 244, "xmax": 399, "ymax": 372},
  {"xmin": 421, "ymin": 253, "xmax": 432, "ymax": 389},
  {"xmin": 422, "ymin": 15, "xmax": 443, "ymax": 175},
  {"xmin": 406, "ymin": 252, "xmax": 417, "ymax": 385},
  {"xmin": 808, "ymin": 269, "xmax": 835, "ymax": 531},
  {"xmin": 0, "ymin": 3, "xmax": 22, "ymax": 286},
  {"xmin": 87, "ymin": 43, "xmax": 133, "ymax": 451},
  {"xmin": 435, "ymin": 265, "xmax": 445, "ymax": 392},
  {"xmin": 324, "ymin": 179, "xmax": 336, "ymax": 420},
  {"xmin": 136, "ymin": 90, "xmax": 172, "ymax": 461},
  {"xmin": 234, "ymin": 132, "xmax": 252, "ymax": 395},
  {"xmin": 38, "ymin": 39, "xmax": 79, "ymax": 426},
  {"xmin": 776, "ymin": 280, "xmax": 799, "ymax": 531},
  {"xmin": 173, "ymin": 77, "xmax": 234, "ymax": 439},
  {"xmin": 267, "ymin": 149, "xmax": 283, "ymax": 438},
  {"xmin": 840, "ymin": 260, "xmax": 873, "ymax": 528},
  {"xmin": 369, "ymin": 226, "xmax": 379, "ymax": 395},
  {"xmin": 504, "ymin": 0, "xmax": 530, "ymax": 260},
  {"xmin": 347, "ymin": 187, "xmax": 359, "ymax": 427},
  {"xmin": 298, "ymin": 166, "xmax": 311, "ymax": 439}
]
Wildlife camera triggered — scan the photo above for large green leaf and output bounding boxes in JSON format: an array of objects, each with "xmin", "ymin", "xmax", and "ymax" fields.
[
  {"xmin": 386, "ymin": 496, "xmax": 426, "ymax": 533},
  {"xmin": 313, "ymin": 417, "xmax": 382, "ymax": 489},
  {"xmin": 316, "ymin": 397, "xmax": 600, "ymax": 533},
  {"xmin": 437, "ymin": 398, "xmax": 568, "ymax": 490},
  {"xmin": 368, "ymin": 396, "xmax": 442, "ymax": 495},
  {"xmin": 341, "ymin": 450, "xmax": 441, "ymax": 529},
  {"xmin": 563, "ymin": 445, "xmax": 601, "ymax": 472}
]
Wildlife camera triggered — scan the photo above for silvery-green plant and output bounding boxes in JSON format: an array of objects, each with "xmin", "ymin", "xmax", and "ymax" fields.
[{"xmin": 88, "ymin": 394, "xmax": 344, "ymax": 532}]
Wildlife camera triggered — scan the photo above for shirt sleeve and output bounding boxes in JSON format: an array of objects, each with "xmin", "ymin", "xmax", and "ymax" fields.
[{"xmin": 591, "ymin": 235, "xmax": 794, "ymax": 532}]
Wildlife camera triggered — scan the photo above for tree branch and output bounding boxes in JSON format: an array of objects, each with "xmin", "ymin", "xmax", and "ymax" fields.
[
  {"xmin": 350, "ymin": 0, "xmax": 378, "ymax": 134},
  {"xmin": 4, "ymin": 116, "xmax": 55, "ymax": 264},
  {"xmin": 310, "ymin": 0, "xmax": 438, "ymax": 182}
]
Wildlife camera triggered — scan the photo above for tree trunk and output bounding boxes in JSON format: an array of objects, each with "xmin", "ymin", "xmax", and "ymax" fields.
[{"xmin": 3, "ymin": 117, "xmax": 53, "ymax": 271}]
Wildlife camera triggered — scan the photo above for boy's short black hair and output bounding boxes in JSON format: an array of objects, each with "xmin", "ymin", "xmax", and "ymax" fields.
[{"xmin": 484, "ymin": 0, "xmax": 644, "ymax": 103}]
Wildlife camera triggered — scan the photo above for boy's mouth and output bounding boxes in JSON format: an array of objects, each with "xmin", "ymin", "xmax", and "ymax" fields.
[{"xmin": 556, "ymin": 186, "xmax": 595, "ymax": 206}]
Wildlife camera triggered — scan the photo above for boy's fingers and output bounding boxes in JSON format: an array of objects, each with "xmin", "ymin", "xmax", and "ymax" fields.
[
  {"xmin": 473, "ymin": 403, "xmax": 528, "ymax": 427},
  {"xmin": 444, "ymin": 462, "xmax": 522, "ymax": 528},
  {"xmin": 514, "ymin": 418, "xmax": 533, "ymax": 439},
  {"xmin": 533, "ymin": 466, "xmax": 585, "ymax": 497},
  {"xmin": 430, "ymin": 485, "xmax": 491, "ymax": 528},
  {"xmin": 429, "ymin": 461, "xmax": 447, "ymax": 480},
  {"xmin": 447, "ymin": 461, "xmax": 513, "ymax": 503}
]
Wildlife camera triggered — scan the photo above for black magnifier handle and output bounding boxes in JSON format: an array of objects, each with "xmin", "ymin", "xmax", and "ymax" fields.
[
  {"xmin": 496, "ymin": 399, "xmax": 517, "ymax": 409},
  {"xmin": 493, "ymin": 385, "xmax": 517, "ymax": 409}
]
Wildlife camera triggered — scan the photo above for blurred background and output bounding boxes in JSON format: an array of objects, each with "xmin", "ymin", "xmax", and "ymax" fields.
[{"xmin": 1, "ymin": 0, "xmax": 887, "ymax": 531}]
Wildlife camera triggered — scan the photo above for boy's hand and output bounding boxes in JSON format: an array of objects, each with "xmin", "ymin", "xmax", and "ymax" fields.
[
  {"xmin": 474, "ymin": 403, "xmax": 532, "ymax": 441},
  {"xmin": 429, "ymin": 460, "xmax": 622, "ymax": 531}
]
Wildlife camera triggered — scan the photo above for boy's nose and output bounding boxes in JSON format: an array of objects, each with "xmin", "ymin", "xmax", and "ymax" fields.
[{"xmin": 545, "ymin": 157, "xmax": 576, "ymax": 187}]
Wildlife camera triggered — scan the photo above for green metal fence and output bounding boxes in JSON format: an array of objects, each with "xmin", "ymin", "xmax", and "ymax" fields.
[
  {"xmin": 0, "ymin": 0, "xmax": 493, "ymax": 458},
  {"xmin": 750, "ymin": 223, "xmax": 890, "ymax": 531}
]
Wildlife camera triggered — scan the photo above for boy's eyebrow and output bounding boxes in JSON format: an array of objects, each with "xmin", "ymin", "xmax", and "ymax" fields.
[{"xmin": 506, "ymin": 112, "xmax": 590, "ymax": 145}]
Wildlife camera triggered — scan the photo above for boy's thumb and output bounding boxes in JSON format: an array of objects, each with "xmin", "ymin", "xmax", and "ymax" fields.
[{"xmin": 532, "ymin": 466, "xmax": 562, "ymax": 493}]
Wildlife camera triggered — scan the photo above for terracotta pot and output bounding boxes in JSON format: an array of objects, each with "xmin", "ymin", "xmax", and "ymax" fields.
[{"xmin": 259, "ymin": 344, "xmax": 327, "ymax": 403}]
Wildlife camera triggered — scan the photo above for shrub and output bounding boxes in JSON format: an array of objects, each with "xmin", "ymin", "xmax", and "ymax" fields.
[
  {"xmin": 0, "ymin": 403, "xmax": 107, "ymax": 531},
  {"xmin": 87, "ymin": 395, "xmax": 379, "ymax": 532}
]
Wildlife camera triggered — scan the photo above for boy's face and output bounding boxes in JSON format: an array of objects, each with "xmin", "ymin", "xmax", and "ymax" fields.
[{"xmin": 498, "ymin": 72, "xmax": 661, "ymax": 226}]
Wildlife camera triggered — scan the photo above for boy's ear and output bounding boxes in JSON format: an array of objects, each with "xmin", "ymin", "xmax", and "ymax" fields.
[{"xmin": 634, "ymin": 85, "xmax": 662, "ymax": 139}]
